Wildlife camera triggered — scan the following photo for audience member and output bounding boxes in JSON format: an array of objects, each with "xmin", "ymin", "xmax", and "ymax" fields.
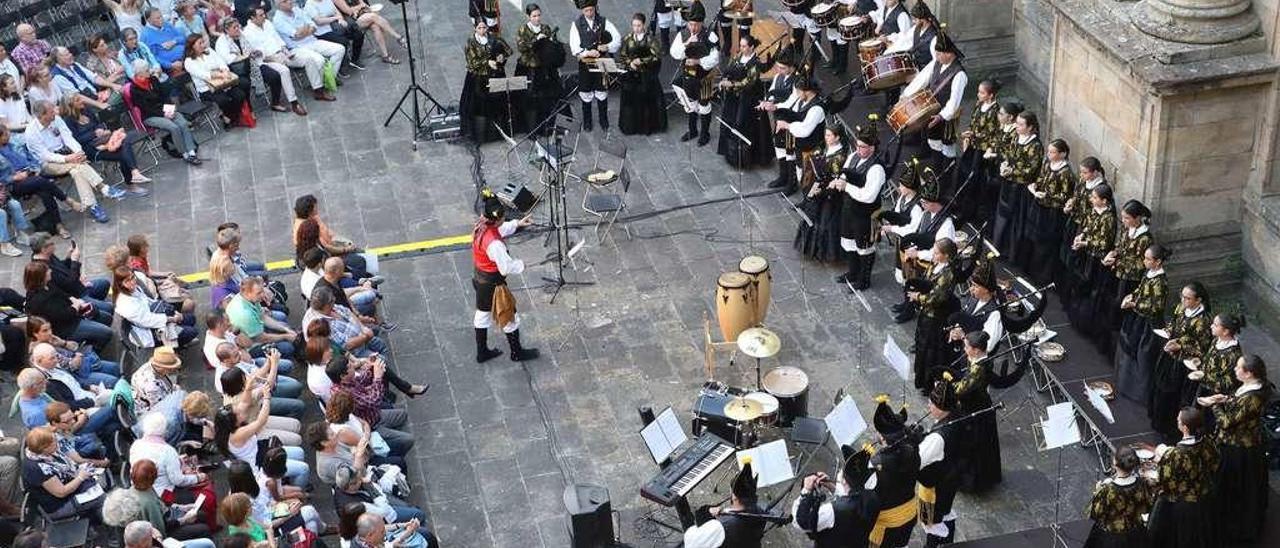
[
  {"xmin": 333, "ymin": 0, "xmax": 407, "ymax": 64},
  {"xmin": 23, "ymin": 261, "xmax": 113, "ymax": 349},
  {"xmin": 225, "ymin": 459, "xmax": 328, "ymax": 537},
  {"xmin": 127, "ymin": 233, "xmax": 197, "ymax": 313},
  {"xmin": 307, "ymin": 0, "xmax": 365, "ymax": 72},
  {"xmin": 220, "ymin": 366, "xmax": 304, "ymax": 443},
  {"xmin": 128, "ymin": 59, "xmax": 203, "ymax": 164},
  {"xmin": 293, "ymin": 193, "xmax": 377, "ymax": 278},
  {"xmin": 326, "ymin": 359, "xmax": 415, "ymax": 455},
  {"xmin": 26, "ymin": 315, "xmax": 121, "ymax": 388},
  {"xmin": 184, "ymin": 33, "xmax": 252, "ymax": 127},
  {"xmin": 0, "ymin": 42, "xmax": 21, "ymax": 88},
  {"xmin": 11, "ymin": 24, "xmax": 53, "ymax": 75},
  {"xmin": 24, "ymin": 66, "xmax": 65, "ymax": 112},
  {"xmin": 128, "ymin": 416, "xmax": 220, "ymax": 530},
  {"xmin": 174, "ymin": 1, "xmax": 210, "ymax": 37},
  {"xmin": 113, "ymin": 266, "xmax": 198, "ymax": 348},
  {"xmin": 242, "ymin": 6, "xmax": 336, "ymax": 101},
  {"xmin": 227, "ymin": 275, "xmax": 298, "ymax": 356},
  {"xmin": 22, "ymin": 426, "xmax": 105, "ymax": 522},
  {"xmin": 119, "ymin": 28, "xmax": 167, "ymax": 81},
  {"xmin": 60, "ymin": 94, "xmax": 152, "ymax": 195},
  {"xmin": 103, "ymin": 0, "xmax": 148, "ymax": 34},
  {"xmin": 0, "ymin": 75, "xmax": 31, "ymax": 131},
  {"xmin": 49, "ymin": 46, "xmax": 123, "ymax": 113},
  {"xmin": 0, "ymin": 125, "xmax": 72, "ymax": 237},
  {"xmin": 130, "ymin": 345, "xmax": 187, "ymax": 416},
  {"xmin": 205, "ymin": 0, "xmax": 237, "ymax": 38},
  {"xmin": 46, "ymin": 401, "xmax": 110, "ymax": 461},
  {"xmin": 274, "ymin": 0, "xmax": 349, "ymax": 79},
  {"xmin": 216, "ymin": 345, "xmax": 306, "ymax": 419},
  {"xmin": 141, "ymin": 8, "xmax": 188, "ymax": 74},
  {"xmin": 27, "ymin": 100, "xmax": 124, "ymax": 221},
  {"xmin": 15, "ymin": 367, "xmax": 117, "ymax": 448},
  {"xmin": 216, "ymin": 16, "xmax": 307, "ymax": 115},
  {"xmin": 333, "ymin": 463, "xmax": 426, "ymax": 524}
]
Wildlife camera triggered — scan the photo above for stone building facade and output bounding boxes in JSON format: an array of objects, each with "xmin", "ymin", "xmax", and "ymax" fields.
[{"xmin": 932, "ymin": 0, "xmax": 1280, "ymax": 317}]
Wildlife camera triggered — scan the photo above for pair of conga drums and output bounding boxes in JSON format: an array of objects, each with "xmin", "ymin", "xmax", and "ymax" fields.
[{"xmin": 715, "ymin": 255, "xmax": 772, "ymax": 343}]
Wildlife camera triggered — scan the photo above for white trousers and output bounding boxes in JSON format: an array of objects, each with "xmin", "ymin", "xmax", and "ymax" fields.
[
  {"xmin": 262, "ymin": 61, "xmax": 297, "ymax": 102},
  {"xmin": 780, "ymin": 12, "xmax": 819, "ymax": 34},
  {"xmin": 840, "ymin": 237, "xmax": 876, "ymax": 254},
  {"xmin": 774, "ymin": 146, "xmax": 794, "ymax": 161},
  {"xmin": 282, "ymin": 48, "xmax": 327, "ymax": 90},
  {"xmin": 473, "ymin": 310, "xmax": 521, "ymax": 333},
  {"xmin": 301, "ymin": 39, "xmax": 346, "ymax": 71},
  {"xmin": 579, "ymin": 90, "xmax": 609, "ymax": 102},
  {"xmin": 657, "ymin": 10, "xmax": 685, "ymax": 29}
]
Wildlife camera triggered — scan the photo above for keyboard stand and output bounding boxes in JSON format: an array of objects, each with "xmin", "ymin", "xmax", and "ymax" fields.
[{"xmin": 640, "ymin": 496, "xmax": 695, "ymax": 535}]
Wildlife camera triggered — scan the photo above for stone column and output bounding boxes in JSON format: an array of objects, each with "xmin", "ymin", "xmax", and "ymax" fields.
[{"xmin": 1134, "ymin": 0, "xmax": 1261, "ymax": 44}]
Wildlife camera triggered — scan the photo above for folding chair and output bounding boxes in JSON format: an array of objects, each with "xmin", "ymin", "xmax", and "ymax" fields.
[
  {"xmin": 113, "ymin": 396, "xmax": 138, "ymax": 458},
  {"xmin": 18, "ymin": 442, "xmax": 92, "ymax": 548},
  {"xmin": 176, "ymin": 80, "xmax": 222, "ymax": 141},
  {"xmin": 120, "ymin": 81, "xmax": 168, "ymax": 168},
  {"xmin": 111, "ymin": 312, "xmax": 146, "ymax": 374},
  {"xmin": 570, "ymin": 137, "xmax": 627, "ymax": 186},
  {"xmin": 582, "ymin": 166, "xmax": 632, "ymax": 244}
]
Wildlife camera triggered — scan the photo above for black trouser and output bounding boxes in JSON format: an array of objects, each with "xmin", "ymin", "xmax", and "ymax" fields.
[
  {"xmin": 201, "ymin": 80, "xmax": 250, "ymax": 123},
  {"xmin": 318, "ymin": 25, "xmax": 365, "ymax": 68},
  {"xmin": 10, "ymin": 174, "xmax": 64, "ymax": 226},
  {"xmin": 261, "ymin": 64, "xmax": 285, "ymax": 104}
]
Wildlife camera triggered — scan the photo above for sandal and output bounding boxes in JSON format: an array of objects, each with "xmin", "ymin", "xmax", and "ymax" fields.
[
  {"xmin": 270, "ymin": 103, "xmax": 289, "ymax": 112},
  {"xmin": 397, "ymin": 36, "xmax": 407, "ymax": 48},
  {"xmin": 381, "ymin": 55, "xmax": 401, "ymax": 65}
]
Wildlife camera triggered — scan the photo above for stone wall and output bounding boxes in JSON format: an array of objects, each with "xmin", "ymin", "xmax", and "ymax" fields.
[
  {"xmin": 930, "ymin": 0, "xmax": 1019, "ymax": 84},
  {"xmin": 1013, "ymin": 0, "xmax": 1054, "ymax": 110}
]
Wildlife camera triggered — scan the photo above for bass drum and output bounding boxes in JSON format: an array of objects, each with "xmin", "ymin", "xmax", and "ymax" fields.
[
  {"xmin": 810, "ymin": 2, "xmax": 839, "ymax": 28},
  {"xmin": 888, "ymin": 89, "xmax": 942, "ymax": 133},
  {"xmin": 863, "ymin": 53, "xmax": 916, "ymax": 91},
  {"xmin": 716, "ymin": 272, "xmax": 757, "ymax": 343},
  {"xmin": 738, "ymin": 255, "xmax": 771, "ymax": 325},
  {"xmin": 763, "ymin": 366, "xmax": 810, "ymax": 427},
  {"xmin": 838, "ymin": 16, "xmax": 871, "ymax": 42}
]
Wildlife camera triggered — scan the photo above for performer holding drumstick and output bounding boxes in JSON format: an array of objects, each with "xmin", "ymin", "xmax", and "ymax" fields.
[
  {"xmin": 898, "ymin": 25, "xmax": 967, "ymax": 173},
  {"xmin": 472, "ymin": 189, "xmax": 540, "ymax": 364}
]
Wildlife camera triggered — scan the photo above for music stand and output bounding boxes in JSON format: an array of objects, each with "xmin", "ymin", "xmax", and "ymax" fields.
[
  {"xmin": 671, "ymin": 86, "xmax": 707, "ymax": 191},
  {"xmin": 487, "ymin": 76, "xmax": 528, "ymax": 140},
  {"xmin": 1032, "ymin": 402, "xmax": 1083, "ymax": 548},
  {"xmin": 716, "ymin": 115, "xmax": 762, "ymax": 250},
  {"xmin": 589, "ymin": 59, "xmax": 626, "ymax": 114}
]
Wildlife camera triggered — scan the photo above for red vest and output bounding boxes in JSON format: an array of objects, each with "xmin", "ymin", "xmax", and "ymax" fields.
[{"xmin": 472, "ymin": 222, "xmax": 502, "ymax": 274}]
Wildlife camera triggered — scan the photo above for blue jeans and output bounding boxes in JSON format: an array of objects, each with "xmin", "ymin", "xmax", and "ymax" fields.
[
  {"xmin": 180, "ymin": 540, "xmax": 216, "ymax": 548},
  {"xmin": 81, "ymin": 404, "xmax": 120, "ymax": 438},
  {"xmin": 241, "ymin": 260, "xmax": 268, "ymax": 279},
  {"xmin": 392, "ymin": 504, "xmax": 426, "ymax": 524},
  {"xmin": 270, "ymin": 396, "xmax": 306, "ymax": 420},
  {"xmin": 74, "ymin": 351, "xmax": 121, "ymax": 388},
  {"xmin": 253, "ymin": 356, "xmax": 295, "ymax": 375},
  {"xmin": 84, "ymin": 277, "xmax": 110, "ymax": 301},
  {"xmin": 261, "ymin": 339, "xmax": 295, "ymax": 360},
  {"xmin": 0, "ymin": 198, "xmax": 32, "ymax": 242},
  {"xmin": 281, "ymin": 445, "xmax": 309, "ymax": 487},
  {"xmin": 70, "ymin": 319, "xmax": 113, "ymax": 350},
  {"xmin": 352, "ymin": 336, "xmax": 387, "ymax": 358},
  {"xmin": 144, "ymin": 114, "xmax": 197, "ymax": 154},
  {"xmin": 272, "ymin": 375, "xmax": 304, "ymax": 399},
  {"xmin": 73, "ymin": 432, "xmax": 106, "ymax": 459},
  {"xmin": 351, "ymin": 290, "xmax": 377, "ymax": 317}
]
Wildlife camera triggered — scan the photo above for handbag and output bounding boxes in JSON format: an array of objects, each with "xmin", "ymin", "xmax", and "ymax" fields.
[
  {"xmin": 322, "ymin": 60, "xmax": 339, "ymax": 93},
  {"xmin": 157, "ymin": 276, "xmax": 190, "ymax": 303},
  {"xmin": 239, "ymin": 100, "xmax": 257, "ymax": 128}
]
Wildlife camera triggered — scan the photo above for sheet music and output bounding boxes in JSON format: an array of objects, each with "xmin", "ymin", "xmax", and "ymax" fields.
[
  {"xmin": 736, "ymin": 439, "xmax": 793, "ymax": 488},
  {"xmin": 883, "ymin": 334, "xmax": 911, "ymax": 382},
  {"xmin": 671, "ymin": 85, "xmax": 695, "ymax": 112},
  {"xmin": 1040, "ymin": 402, "xmax": 1081, "ymax": 449},
  {"xmin": 640, "ymin": 407, "xmax": 687, "ymax": 463},
  {"xmin": 824, "ymin": 395, "xmax": 868, "ymax": 448}
]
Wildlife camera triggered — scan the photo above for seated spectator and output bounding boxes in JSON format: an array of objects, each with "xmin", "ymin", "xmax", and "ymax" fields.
[
  {"xmin": 128, "ymin": 416, "xmax": 219, "ymax": 530},
  {"xmin": 179, "ymin": 390, "xmax": 217, "ymax": 447},
  {"xmin": 130, "ymin": 345, "xmax": 187, "ymax": 416},
  {"xmin": 174, "ymin": 1, "xmax": 210, "ymax": 37},
  {"xmin": 0, "ymin": 42, "xmax": 21, "ymax": 89},
  {"xmin": 306, "ymin": 320, "xmax": 426, "ymax": 401},
  {"xmin": 141, "ymin": 8, "xmax": 189, "ymax": 74},
  {"xmin": 0, "ymin": 125, "xmax": 72, "ymax": 237},
  {"xmin": 226, "ymin": 460, "xmax": 327, "ymax": 537},
  {"xmin": 205, "ymin": 308, "xmax": 294, "ymax": 370},
  {"xmin": 326, "ymin": 358, "xmax": 415, "ymax": 456},
  {"xmin": 209, "ymin": 253, "xmax": 240, "ymax": 309},
  {"xmin": 294, "ymin": 194, "xmax": 379, "ymax": 279},
  {"xmin": 212, "ymin": 222, "xmax": 268, "ymax": 282},
  {"xmin": 119, "ymin": 28, "xmax": 170, "ymax": 85},
  {"xmin": 128, "ymin": 59, "xmax": 203, "ymax": 164},
  {"xmin": 49, "ymin": 47, "xmax": 123, "ymax": 114},
  {"xmin": 0, "ymin": 75, "xmax": 31, "ymax": 132},
  {"xmin": 27, "ymin": 101, "xmax": 123, "ymax": 222},
  {"xmin": 103, "ymin": 0, "xmax": 148, "ymax": 35},
  {"xmin": 274, "ymin": 0, "xmax": 350, "ymax": 78},
  {"xmin": 0, "ymin": 434, "xmax": 19, "ymax": 518},
  {"xmin": 216, "ymin": 16, "xmax": 307, "ymax": 116},
  {"xmin": 32, "ymin": 233, "xmax": 113, "ymax": 315},
  {"xmin": 46, "ymin": 400, "xmax": 110, "ymax": 462},
  {"xmin": 216, "ymin": 396, "xmax": 310, "ymax": 485},
  {"xmin": 112, "ymin": 266, "xmax": 198, "ymax": 348},
  {"xmin": 325, "ymin": 390, "xmax": 411, "ymax": 463},
  {"xmin": 205, "ymin": 0, "xmax": 237, "ymax": 38},
  {"xmin": 216, "ymin": 345, "xmax": 306, "ymax": 418},
  {"xmin": 333, "ymin": 0, "xmax": 408, "ymax": 63},
  {"xmin": 345, "ymin": 508, "xmax": 429, "ymax": 548},
  {"xmin": 305, "ymin": 285, "xmax": 387, "ymax": 355},
  {"xmin": 227, "ymin": 276, "xmax": 298, "ymax": 357},
  {"xmin": 322, "ymin": 256, "xmax": 389, "ymax": 324},
  {"xmin": 24, "ymin": 66, "xmax": 65, "ymax": 113},
  {"xmin": 60, "ymin": 94, "xmax": 152, "ymax": 196},
  {"xmin": 220, "ymin": 367, "xmax": 304, "ymax": 444},
  {"xmin": 300, "ymin": 247, "xmax": 327, "ymax": 300},
  {"xmin": 120, "ymin": 517, "xmax": 215, "ymax": 548},
  {"xmin": 308, "ymin": 421, "xmax": 371, "ymax": 485},
  {"xmin": 184, "ymin": 33, "xmax": 251, "ymax": 128},
  {"xmin": 15, "ymin": 367, "xmax": 117, "ymax": 448},
  {"xmin": 126, "ymin": 234, "xmax": 196, "ymax": 314},
  {"xmin": 26, "ymin": 315, "xmax": 122, "ymax": 388},
  {"xmin": 84, "ymin": 34, "xmax": 129, "ymax": 89},
  {"xmin": 0, "ymin": 160, "xmax": 34, "ymax": 256},
  {"xmin": 22, "ymin": 426, "xmax": 105, "ymax": 522},
  {"xmin": 334, "ymin": 465, "xmax": 426, "ymax": 528},
  {"xmin": 220, "ymin": 491, "xmax": 301, "ymax": 546},
  {"xmin": 307, "ymin": 0, "xmax": 366, "ymax": 72},
  {"xmin": 23, "ymin": 261, "xmax": 113, "ymax": 349},
  {"xmin": 242, "ymin": 6, "xmax": 337, "ymax": 102},
  {"xmin": 261, "ymin": 446, "xmax": 319, "ymax": 513},
  {"xmin": 10, "ymin": 24, "xmax": 52, "ymax": 75}
]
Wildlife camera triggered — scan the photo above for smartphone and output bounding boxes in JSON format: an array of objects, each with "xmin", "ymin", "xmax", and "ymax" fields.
[{"xmin": 69, "ymin": 239, "xmax": 77, "ymax": 250}]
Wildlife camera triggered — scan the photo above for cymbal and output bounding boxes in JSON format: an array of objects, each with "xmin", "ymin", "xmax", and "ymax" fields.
[
  {"xmin": 724, "ymin": 397, "xmax": 764, "ymax": 422},
  {"xmin": 737, "ymin": 327, "xmax": 781, "ymax": 358}
]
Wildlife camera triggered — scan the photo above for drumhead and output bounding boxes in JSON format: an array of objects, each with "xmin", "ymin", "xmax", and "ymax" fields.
[
  {"xmin": 718, "ymin": 272, "xmax": 751, "ymax": 289},
  {"xmin": 739, "ymin": 255, "xmax": 769, "ymax": 275},
  {"xmin": 763, "ymin": 366, "xmax": 809, "ymax": 397},
  {"xmin": 811, "ymin": 2, "xmax": 832, "ymax": 13},
  {"xmin": 839, "ymin": 16, "xmax": 862, "ymax": 25},
  {"xmin": 745, "ymin": 392, "xmax": 779, "ymax": 413},
  {"xmin": 859, "ymin": 39, "xmax": 881, "ymax": 48}
]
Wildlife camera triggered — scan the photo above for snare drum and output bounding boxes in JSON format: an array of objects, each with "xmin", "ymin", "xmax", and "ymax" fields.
[
  {"xmin": 862, "ymin": 52, "xmax": 916, "ymax": 90},
  {"xmin": 857, "ymin": 39, "xmax": 885, "ymax": 65},
  {"xmin": 810, "ymin": 3, "xmax": 839, "ymax": 28},
  {"xmin": 738, "ymin": 255, "xmax": 771, "ymax": 324},
  {"xmin": 887, "ymin": 89, "xmax": 941, "ymax": 133},
  {"xmin": 745, "ymin": 392, "xmax": 779, "ymax": 427},
  {"xmin": 838, "ymin": 16, "xmax": 871, "ymax": 42},
  {"xmin": 716, "ymin": 272, "xmax": 756, "ymax": 343},
  {"xmin": 763, "ymin": 366, "xmax": 810, "ymax": 427}
]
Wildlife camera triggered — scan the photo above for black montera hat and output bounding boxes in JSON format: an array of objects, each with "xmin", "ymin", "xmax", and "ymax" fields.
[
  {"xmin": 683, "ymin": 0, "xmax": 706, "ymax": 22},
  {"xmin": 854, "ymin": 113, "xmax": 880, "ymax": 147},
  {"xmin": 732, "ymin": 460, "xmax": 759, "ymax": 501}
]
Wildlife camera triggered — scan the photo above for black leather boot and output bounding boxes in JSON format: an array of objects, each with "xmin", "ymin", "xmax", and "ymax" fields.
[
  {"xmin": 835, "ymin": 251, "xmax": 861, "ymax": 284},
  {"xmin": 697, "ymin": 113, "xmax": 712, "ymax": 146},
  {"xmin": 681, "ymin": 113, "xmax": 698, "ymax": 141},
  {"xmin": 768, "ymin": 159, "xmax": 791, "ymax": 188},
  {"xmin": 832, "ymin": 42, "xmax": 848, "ymax": 75},
  {"xmin": 475, "ymin": 328, "xmax": 502, "ymax": 363},
  {"xmin": 581, "ymin": 100, "xmax": 593, "ymax": 132},
  {"xmin": 855, "ymin": 252, "xmax": 874, "ymax": 290},
  {"xmin": 597, "ymin": 98, "xmax": 610, "ymax": 131},
  {"xmin": 505, "ymin": 330, "xmax": 541, "ymax": 361}
]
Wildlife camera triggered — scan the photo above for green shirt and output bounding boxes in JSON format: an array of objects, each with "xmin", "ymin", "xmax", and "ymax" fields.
[
  {"xmin": 230, "ymin": 520, "xmax": 268, "ymax": 542},
  {"xmin": 226, "ymin": 294, "xmax": 266, "ymax": 339}
]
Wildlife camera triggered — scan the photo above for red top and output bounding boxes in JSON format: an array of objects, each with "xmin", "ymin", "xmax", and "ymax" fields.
[{"xmin": 472, "ymin": 221, "xmax": 502, "ymax": 274}]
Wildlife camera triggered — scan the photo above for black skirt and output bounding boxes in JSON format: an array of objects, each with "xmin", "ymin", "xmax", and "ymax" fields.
[
  {"xmin": 913, "ymin": 314, "xmax": 952, "ymax": 390},
  {"xmin": 1148, "ymin": 350, "xmax": 1188, "ymax": 441},
  {"xmin": 717, "ymin": 89, "xmax": 774, "ymax": 168},
  {"xmin": 1084, "ymin": 525, "xmax": 1151, "ymax": 548},
  {"xmin": 991, "ymin": 179, "xmax": 1029, "ymax": 259},
  {"xmin": 459, "ymin": 71, "xmax": 516, "ymax": 141},
  {"xmin": 1056, "ymin": 219, "xmax": 1084, "ymax": 305},
  {"xmin": 1067, "ymin": 260, "xmax": 1118, "ymax": 353},
  {"xmin": 1021, "ymin": 202, "xmax": 1065, "ymax": 284},
  {"xmin": 1217, "ymin": 443, "xmax": 1269, "ymax": 543},
  {"xmin": 617, "ymin": 67, "xmax": 666, "ymax": 135},
  {"xmin": 1148, "ymin": 498, "xmax": 1215, "ymax": 548},
  {"xmin": 515, "ymin": 62, "xmax": 563, "ymax": 133},
  {"xmin": 793, "ymin": 192, "xmax": 843, "ymax": 263},
  {"xmin": 1115, "ymin": 312, "xmax": 1158, "ymax": 403},
  {"xmin": 957, "ymin": 397, "xmax": 1002, "ymax": 493}
]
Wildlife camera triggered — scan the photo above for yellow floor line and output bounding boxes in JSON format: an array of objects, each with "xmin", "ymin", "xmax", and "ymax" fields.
[{"xmin": 177, "ymin": 233, "xmax": 472, "ymax": 284}]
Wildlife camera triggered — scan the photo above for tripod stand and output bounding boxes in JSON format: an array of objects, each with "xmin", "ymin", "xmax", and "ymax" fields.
[
  {"xmin": 382, "ymin": 0, "xmax": 446, "ymax": 150},
  {"xmin": 530, "ymin": 111, "xmax": 593, "ymax": 304}
]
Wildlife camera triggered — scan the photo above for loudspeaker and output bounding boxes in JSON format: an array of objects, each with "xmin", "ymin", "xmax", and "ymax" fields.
[
  {"xmin": 564, "ymin": 484, "xmax": 613, "ymax": 548},
  {"xmin": 496, "ymin": 181, "xmax": 536, "ymax": 213}
]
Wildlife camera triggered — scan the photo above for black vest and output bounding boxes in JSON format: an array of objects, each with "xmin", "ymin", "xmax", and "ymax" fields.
[
  {"xmin": 718, "ymin": 503, "xmax": 767, "ymax": 548},
  {"xmin": 881, "ymin": 3, "xmax": 907, "ymax": 35},
  {"xmin": 928, "ymin": 62, "xmax": 964, "ymax": 106},
  {"xmin": 575, "ymin": 15, "xmax": 611, "ymax": 59},
  {"xmin": 679, "ymin": 26, "xmax": 717, "ymax": 79},
  {"xmin": 855, "ymin": 0, "xmax": 878, "ymax": 14},
  {"xmin": 872, "ymin": 443, "xmax": 920, "ymax": 511},
  {"xmin": 916, "ymin": 416, "xmax": 962, "ymax": 523},
  {"xmin": 767, "ymin": 73, "xmax": 794, "ymax": 103},
  {"xmin": 895, "ymin": 193, "xmax": 920, "ymax": 216},
  {"xmin": 798, "ymin": 490, "xmax": 879, "ymax": 548},
  {"xmin": 840, "ymin": 157, "xmax": 882, "ymax": 239},
  {"xmin": 910, "ymin": 25, "xmax": 937, "ymax": 70},
  {"xmin": 793, "ymin": 97, "xmax": 825, "ymax": 151}
]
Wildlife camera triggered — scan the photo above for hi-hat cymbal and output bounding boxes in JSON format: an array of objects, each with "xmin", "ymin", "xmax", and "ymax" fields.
[
  {"xmin": 724, "ymin": 397, "xmax": 764, "ymax": 422},
  {"xmin": 737, "ymin": 327, "xmax": 781, "ymax": 358}
]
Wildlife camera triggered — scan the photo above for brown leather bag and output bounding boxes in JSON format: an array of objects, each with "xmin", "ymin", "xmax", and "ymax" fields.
[{"xmin": 492, "ymin": 285, "xmax": 516, "ymax": 328}]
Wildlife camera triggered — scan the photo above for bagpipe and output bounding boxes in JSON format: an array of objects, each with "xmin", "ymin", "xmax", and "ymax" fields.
[{"xmin": 533, "ymin": 25, "xmax": 568, "ymax": 70}]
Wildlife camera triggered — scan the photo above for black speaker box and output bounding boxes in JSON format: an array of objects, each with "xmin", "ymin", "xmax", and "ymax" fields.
[
  {"xmin": 496, "ymin": 181, "xmax": 536, "ymax": 213},
  {"xmin": 564, "ymin": 484, "xmax": 613, "ymax": 548}
]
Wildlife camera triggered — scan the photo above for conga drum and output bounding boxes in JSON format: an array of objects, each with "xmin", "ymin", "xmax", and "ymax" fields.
[
  {"xmin": 738, "ymin": 255, "xmax": 771, "ymax": 324},
  {"xmin": 857, "ymin": 39, "xmax": 885, "ymax": 65},
  {"xmin": 716, "ymin": 272, "xmax": 756, "ymax": 343},
  {"xmin": 887, "ymin": 89, "xmax": 942, "ymax": 133},
  {"xmin": 862, "ymin": 52, "xmax": 916, "ymax": 90},
  {"xmin": 763, "ymin": 366, "xmax": 810, "ymax": 427}
]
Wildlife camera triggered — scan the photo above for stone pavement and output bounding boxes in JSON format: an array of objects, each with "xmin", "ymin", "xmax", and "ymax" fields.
[{"xmin": 0, "ymin": 1, "xmax": 1277, "ymax": 547}]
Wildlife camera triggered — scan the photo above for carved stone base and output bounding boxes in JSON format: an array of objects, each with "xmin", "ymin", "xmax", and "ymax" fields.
[{"xmin": 1133, "ymin": 0, "xmax": 1260, "ymax": 45}]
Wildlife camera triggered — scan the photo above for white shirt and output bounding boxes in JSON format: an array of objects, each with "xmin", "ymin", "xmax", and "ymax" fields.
[
  {"xmin": 184, "ymin": 50, "xmax": 232, "ymax": 94},
  {"xmin": 569, "ymin": 16, "xmax": 621, "ymax": 57},
  {"xmin": 669, "ymin": 29, "xmax": 720, "ymax": 70},
  {"xmin": 1145, "ymin": 268, "xmax": 1165, "ymax": 279},
  {"xmin": 213, "ymin": 359, "xmax": 261, "ymax": 396},
  {"xmin": 871, "ymin": 2, "xmax": 912, "ymax": 52},
  {"xmin": 0, "ymin": 59, "xmax": 22, "ymax": 88},
  {"xmin": 308, "ymin": 363, "xmax": 334, "ymax": 402},
  {"xmin": 115, "ymin": 289, "xmax": 169, "ymax": 348},
  {"xmin": 903, "ymin": 60, "xmax": 967, "ymax": 123},
  {"xmin": 130, "ymin": 437, "xmax": 200, "ymax": 495},
  {"xmin": 300, "ymin": 267, "xmax": 323, "ymax": 300},
  {"xmin": 778, "ymin": 94, "xmax": 824, "ymax": 138},
  {"xmin": 839, "ymin": 155, "xmax": 886, "ymax": 204},
  {"xmin": 0, "ymin": 97, "xmax": 31, "ymax": 130},
  {"xmin": 38, "ymin": 364, "xmax": 93, "ymax": 401},
  {"xmin": 215, "ymin": 33, "xmax": 257, "ymax": 61},
  {"xmin": 243, "ymin": 20, "xmax": 290, "ymax": 57},
  {"xmin": 203, "ymin": 331, "xmax": 232, "ymax": 368},
  {"xmin": 25, "ymin": 115, "xmax": 81, "ymax": 163},
  {"xmin": 25, "ymin": 84, "xmax": 63, "ymax": 111},
  {"xmin": 1128, "ymin": 224, "xmax": 1149, "ymax": 239},
  {"xmin": 487, "ymin": 220, "xmax": 525, "ymax": 276},
  {"xmin": 971, "ymin": 298, "xmax": 1003, "ymax": 352}
]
